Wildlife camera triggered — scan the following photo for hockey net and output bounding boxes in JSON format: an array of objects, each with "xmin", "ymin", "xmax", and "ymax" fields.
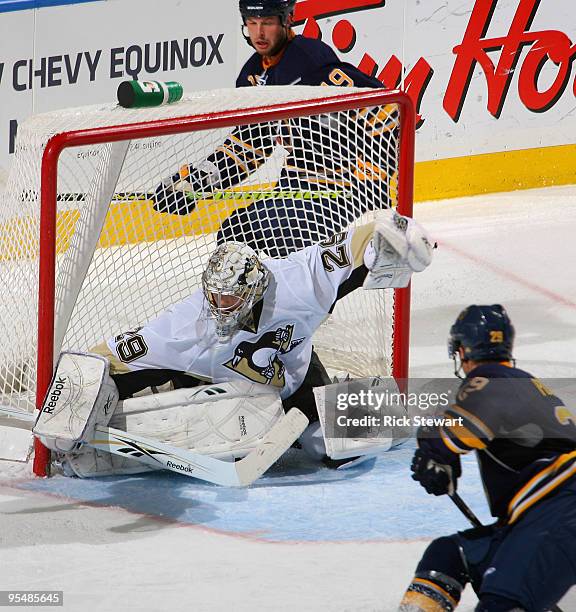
[{"xmin": 0, "ymin": 86, "xmax": 415, "ymax": 476}]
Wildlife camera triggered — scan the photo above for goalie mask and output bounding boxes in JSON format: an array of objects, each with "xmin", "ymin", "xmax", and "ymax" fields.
[{"xmin": 202, "ymin": 242, "xmax": 270, "ymax": 342}]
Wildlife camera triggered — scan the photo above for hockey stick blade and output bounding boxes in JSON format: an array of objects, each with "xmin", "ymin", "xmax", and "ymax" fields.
[
  {"xmin": 234, "ymin": 407, "xmax": 309, "ymax": 485},
  {"xmin": 89, "ymin": 407, "xmax": 309, "ymax": 487}
]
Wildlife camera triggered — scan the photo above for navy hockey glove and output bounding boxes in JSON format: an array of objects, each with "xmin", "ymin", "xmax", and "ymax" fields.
[
  {"xmin": 411, "ymin": 448, "xmax": 461, "ymax": 496},
  {"xmin": 153, "ymin": 166, "xmax": 212, "ymax": 215}
]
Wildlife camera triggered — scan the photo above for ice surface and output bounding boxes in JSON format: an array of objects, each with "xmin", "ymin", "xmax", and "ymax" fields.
[{"xmin": 1, "ymin": 186, "xmax": 576, "ymax": 611}]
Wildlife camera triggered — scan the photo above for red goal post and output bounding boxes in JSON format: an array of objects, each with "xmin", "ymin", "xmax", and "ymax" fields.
[{"xmin": 5, "ymin": 88, "xmax": 415, "ymax": 476}]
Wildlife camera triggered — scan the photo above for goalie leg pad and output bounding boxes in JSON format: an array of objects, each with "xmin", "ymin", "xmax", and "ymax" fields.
[
  {"xmin": 111, "ymin": 380, "xmax": 283, "ymax": 459},
  {"xmin": 33, "ymin": 352, "xmax": 119, "ymax": 452},
  {"xmin": 63, "ymin": 380, "xmax": 284, "ymax": 477},
  {"xmin": 60, "ymin": 447, "xmax": 154, "ymax": 478}
]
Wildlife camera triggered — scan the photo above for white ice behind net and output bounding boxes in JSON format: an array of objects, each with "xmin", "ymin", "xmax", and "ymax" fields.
[{"xmin": 0, "ymin": 86, "xmax": 402, "ymax": 413}]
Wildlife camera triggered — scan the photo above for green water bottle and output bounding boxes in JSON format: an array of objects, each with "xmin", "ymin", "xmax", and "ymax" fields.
[{"xmin": 117, "ymin": 80, "xmax": 184, "ymax": 108}]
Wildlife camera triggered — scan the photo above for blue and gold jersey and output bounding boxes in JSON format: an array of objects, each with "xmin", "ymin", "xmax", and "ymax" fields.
[
  {"xmin": 216, "ymin": 35, "xmax": 398, "ymax": 196},
  {"xmin": 236, "ymin": 34, "xmax": 382, "ymax": 89},
  {"xmin": 198, "ymin": 36, "xmax": 395, "ymax": 201},
  {"xmin": 158, "ymin": 35, "xmax": 397, "ymax": 221},
  {"xmin": 418, "ymin": 363, "xmax": 576, "ymax": 523}
]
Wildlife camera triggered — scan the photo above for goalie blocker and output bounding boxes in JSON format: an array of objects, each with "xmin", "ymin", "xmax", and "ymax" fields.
[{"xmin": 34, "ymin": 352, "xmax": 119, "ymax": 453}]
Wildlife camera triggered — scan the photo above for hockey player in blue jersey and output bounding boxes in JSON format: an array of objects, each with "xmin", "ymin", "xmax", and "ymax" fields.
[
  {"xmin": 153, "ymin": 0, "xmax": 394, "ymax": 257},
  {"xmin": 235, "ymin": 0, "xmax": 382, "ymax": 89},
  {"xmin": 400, "ymin": 305, "xmax": 576, "ymax": 612}
]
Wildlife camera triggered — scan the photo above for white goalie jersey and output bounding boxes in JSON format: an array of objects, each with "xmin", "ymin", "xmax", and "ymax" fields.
[{"xmin": 104, "ymin": 224, "xmax": 376, "ymax": 399}]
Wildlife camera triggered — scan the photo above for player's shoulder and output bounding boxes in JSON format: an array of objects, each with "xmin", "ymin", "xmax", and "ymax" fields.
[
  {"xmin": 266, "ymin": 246, "xmax": 323, "ymax": 289},
  {"xmin": 467, "ymin": 362, "xmax": 532, "ymax": 380},
  {"xmin": 295, "ymin": 54, "xmax": 383, "ymax": 88},
  {"xmin": 266, "ymin": 248, "xmax": 312, "ymax": 277},
  {"xmin": 454, "ymin": 362, "xmax": 532, "ymax": 411},
  {"xmin": 290, "ymin": 35, "xmax": 382, "ymax": 87},
  {"xmin": 264, "ymin": 252, "xmax": 323, "ymax": 310},
  {"xmin": 287, "ymin": 35, "xmax": 339, "ymax": 65}
]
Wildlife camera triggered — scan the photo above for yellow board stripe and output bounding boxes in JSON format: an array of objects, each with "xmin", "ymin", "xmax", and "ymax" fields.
[
  {"xmin": 414, "ymin": 143, "xmax": 576, "ymax": 202},
  {"xmin": 3, "ymin": 144, "xmax": 573, "ymax": 260},
  {"xmin": 0, "ymin": 185, "xmax": 276, "ymax": 260}
]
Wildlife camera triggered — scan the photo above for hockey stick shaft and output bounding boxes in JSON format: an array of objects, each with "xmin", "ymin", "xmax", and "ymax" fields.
[
  {"xmin": 449, "ymin": 491, "xmax": 482, "ymax": 528},
  {"xmin": 449, "ymin": 493, "xmax": 563, "ymax": 612}
]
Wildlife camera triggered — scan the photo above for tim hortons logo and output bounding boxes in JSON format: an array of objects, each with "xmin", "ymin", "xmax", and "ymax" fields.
[
  {"xmin": 294, "ymin": 0, "xmax": 575, "ymax": 126},
  {"xmin": 444, "ymin": 0, "xmax": 576, "ymax": 120}
]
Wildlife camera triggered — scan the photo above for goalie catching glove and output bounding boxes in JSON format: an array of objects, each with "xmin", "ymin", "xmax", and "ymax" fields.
[{"xmin": 364, "ymin": 209, "xmax": 435, "ymax": 289}]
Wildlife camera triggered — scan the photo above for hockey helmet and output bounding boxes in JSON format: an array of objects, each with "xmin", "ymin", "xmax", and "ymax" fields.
[
  {"xmin": 448, "ymin": 304, "xmax": 515, "ymax": 363},
  {"xmin": 239, "ymin": 0, "xmax": 296, "ymax": 25},
  {"xmin": 202, "ymin": 242, "xmax": 270, "ymax": 342}
]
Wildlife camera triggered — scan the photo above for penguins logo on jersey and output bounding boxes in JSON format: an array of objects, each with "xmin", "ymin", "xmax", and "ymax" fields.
[{"xmin": 223, "ymin": 324, "xmax": 304, "ymax": 387}]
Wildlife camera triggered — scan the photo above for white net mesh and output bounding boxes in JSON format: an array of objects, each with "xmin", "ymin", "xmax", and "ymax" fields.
[{"xmin": 0, "ymin": 86, "xmax": 409, "ymax": 418}]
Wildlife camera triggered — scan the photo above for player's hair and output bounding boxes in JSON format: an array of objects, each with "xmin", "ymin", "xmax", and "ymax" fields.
[
  {"xmin": 239, "ymin": 0, "xmax": 296, "ymax": 25},
  {"xmin": 448, "ymin": 304, "xmax": 515, "ymax": 362}
]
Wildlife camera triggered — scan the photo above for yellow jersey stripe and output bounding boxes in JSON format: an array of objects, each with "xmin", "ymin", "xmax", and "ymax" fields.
[
  {"xmin": 440, "ymin": 426, "xmax": 469, "ymax": 454},
  {"xmin": 401, "ymin": 591, "xmax": 447, "ymax": 612},
  {"xmin": 448, "ymin": 404, "xmax": 495, "ymax": 441},
  {"xmin": 412, "ymin": 578, "xmax": 458, "ymax": 607},
  {"xmin": 509, "ymin": 461, "xmax": 576, "ymax": 524},
  {"xmin": 509, "ymin": 451, "xmax": 576, "ymax": 510},
  {"xmin": 446, "ymin": 422, "xmax": 488, "ymax": 450}
]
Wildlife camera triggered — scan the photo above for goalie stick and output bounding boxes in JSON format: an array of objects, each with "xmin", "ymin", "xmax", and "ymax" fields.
[
  {"xmin": 0, "ymin": 405, "xmax": 308, "ymax": 486},
  {"xmin": 89, "ymin": 407, "xmax": 308, "ymax": 486}
]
